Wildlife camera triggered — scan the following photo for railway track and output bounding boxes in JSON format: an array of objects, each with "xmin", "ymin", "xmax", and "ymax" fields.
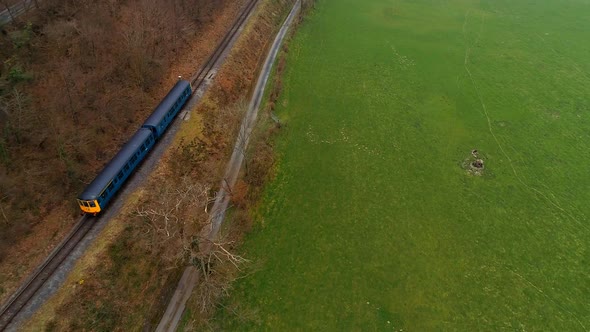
[
  {"xmin": 0, "ymin": 215, "xmax": 94, "ymax": 330},
  {"xmin": 0, "ymin": 0, "xmax": 260, "ymax": 330},
  {"xmin": 0, "ymin": 0, "xmax": 36, "ymax": 25},
  {"xmin": 190, "ymin": 0, "xmax": 258, "ymax": 91}
]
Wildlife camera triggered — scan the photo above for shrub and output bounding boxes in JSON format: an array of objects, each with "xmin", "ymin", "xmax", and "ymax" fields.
[{"xmin": 8, "ymin": 66, "xmax": 32, "ymax": 83}]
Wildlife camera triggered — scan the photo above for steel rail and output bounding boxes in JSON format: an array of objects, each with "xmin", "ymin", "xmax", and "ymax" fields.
[
  {"xmin": 0, "ymin": 215, "xmax": 94, "ymax": 330},
  {"xmin": 190, "ymin": 0, "xmax": 258, "ymax": 90}
]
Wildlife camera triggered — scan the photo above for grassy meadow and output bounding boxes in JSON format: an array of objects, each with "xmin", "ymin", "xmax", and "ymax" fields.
[{"xmin": 217, "ymin": 0, "xmax": 590, "ymax": 330}]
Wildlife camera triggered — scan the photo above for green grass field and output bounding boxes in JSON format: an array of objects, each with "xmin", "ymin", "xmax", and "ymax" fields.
[{"xmin": 217, "ymin": 0, "xmax": 590, "ymax": 330}]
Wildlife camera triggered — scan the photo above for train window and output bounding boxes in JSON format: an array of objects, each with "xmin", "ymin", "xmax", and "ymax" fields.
[
  {"xmin": 90, "ymin": 201, "xmax": 96, "ymax": 207},
  {"xmin": 141, "ymin": 143, "xmax": 146, "ymax": 152},
  {"xmin": 108, "ymin": 183, "xmax": 114, "ymax": 192},
  {"xmin": 101, "ymin": 192, "xmax": 107, "ymax": 200},
  {"xmin": 113, "ymin": 178, "xmax": 118, "ymax": 184},
  {"xmin": 118, "ymin": 172, "xmax": 124, "ymax": 180},
  {"xmin": 131, "ymin": 155, "xmax": 137, "ymax": 164},
  {"xmin": 125, "ymin": 164, "xmax": 130, "ymax": 172}
]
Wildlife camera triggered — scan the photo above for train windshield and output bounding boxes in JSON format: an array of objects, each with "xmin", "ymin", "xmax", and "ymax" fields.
[{"xmin": 79, "ymin": 200, "xmax": 96, "ymax": 207}]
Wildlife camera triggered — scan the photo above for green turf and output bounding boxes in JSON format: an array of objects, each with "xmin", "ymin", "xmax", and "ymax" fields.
[{"xmin": 217, "ymin": 0, "xmax": 590, "ymax": 330}]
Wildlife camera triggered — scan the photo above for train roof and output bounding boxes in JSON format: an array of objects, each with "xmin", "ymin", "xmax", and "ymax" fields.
[
  {"xmin": 142, "ymin": 80, "xmax": 191, "ymax": 130},
  {"xmin": 78, "ymin": 128, "xmax": 153, "ymax": 200}
]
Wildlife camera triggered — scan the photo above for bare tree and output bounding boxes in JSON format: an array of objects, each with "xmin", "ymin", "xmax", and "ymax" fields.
[
  {"xmin": 194, "ymin": 237, "xmax": 249, "ymax": 312},
  {"xmin": 121, "ymin": 12, "xmax": 149, "ymax": 88},
  {"xmin": 136, "ymin": 177, "xmax": 211, "ymax": 266},
  {"xmin": 0, "ymin": 88, "xmax": 35, "ymax": 145},
  {"xmin": 136, "ymin": 175, "xmax": 249, "ymax": 312},
  {"xmin": 60, "ymin": 71, "xmax": 79, "ymax": 126}
]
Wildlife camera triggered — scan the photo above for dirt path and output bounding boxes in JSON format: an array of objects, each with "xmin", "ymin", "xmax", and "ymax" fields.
[
  {"xmin": 204, "ymin": 0, "xmax": 301, "ymax": 247},
  {"xmin": 155, "ymin": 1, "xmax": 301, "ymax": 331}
]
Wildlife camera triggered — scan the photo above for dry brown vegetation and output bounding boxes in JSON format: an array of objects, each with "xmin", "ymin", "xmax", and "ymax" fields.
[
  {"xmin": 182, "ymin": 2, "xmax": 318, "ymax": 329},
  {"xmin": 21, "ymin": 0, "xmax": 297, "ymax": 329},
  {"xmin": 0, "ymin": 0, "xmax": 245, "ymax": 303}
]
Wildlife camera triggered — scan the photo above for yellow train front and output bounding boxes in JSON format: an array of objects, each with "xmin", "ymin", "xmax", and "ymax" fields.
[{"xmin": 77, "ymin": 199, "xmax": 101, "ymax": 214}]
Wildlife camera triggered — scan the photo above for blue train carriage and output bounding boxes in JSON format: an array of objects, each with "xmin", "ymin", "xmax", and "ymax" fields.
[
  {"xmin": 141, "ymin": 80, "xmax": 192, "ymax": 138},
  {"xmin": 77, "ymin": 80, "xmax": 192, "ymax": 214},
  {"xmin": 77, "ymin": 128, "xmax": 155, "ymax": 214}
]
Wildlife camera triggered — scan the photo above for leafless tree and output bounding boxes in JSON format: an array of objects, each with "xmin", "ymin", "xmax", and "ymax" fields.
[
  {"xmin": 121, "ymin": 13, "xmax": 150, "ymax": 88},
  {"xmin": 195, "ymin": 237, "xmax": 249, "ymax": 312},
  {"xmin": 136, "ymin": 175, "xmax": 249, "ymax": 312},
  {"xmin": 1, "ymin": 87, "xmax": 35, "ymax": 145},
  {"xmin": 0, "ymin": 202, "xmax": 9, "ymax": 225},
  {"xmin": 136, "ymin": 177, "xmax": 210, "ymax": 265},
  {"xmin": 60, "ymin": 71, "xmax": 79, "ymax": 126}
]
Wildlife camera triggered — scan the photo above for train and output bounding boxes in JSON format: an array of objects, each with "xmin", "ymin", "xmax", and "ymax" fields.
[{"xmin": 77, "ymin": 80, "xmax": 192, "ymax": 215}]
